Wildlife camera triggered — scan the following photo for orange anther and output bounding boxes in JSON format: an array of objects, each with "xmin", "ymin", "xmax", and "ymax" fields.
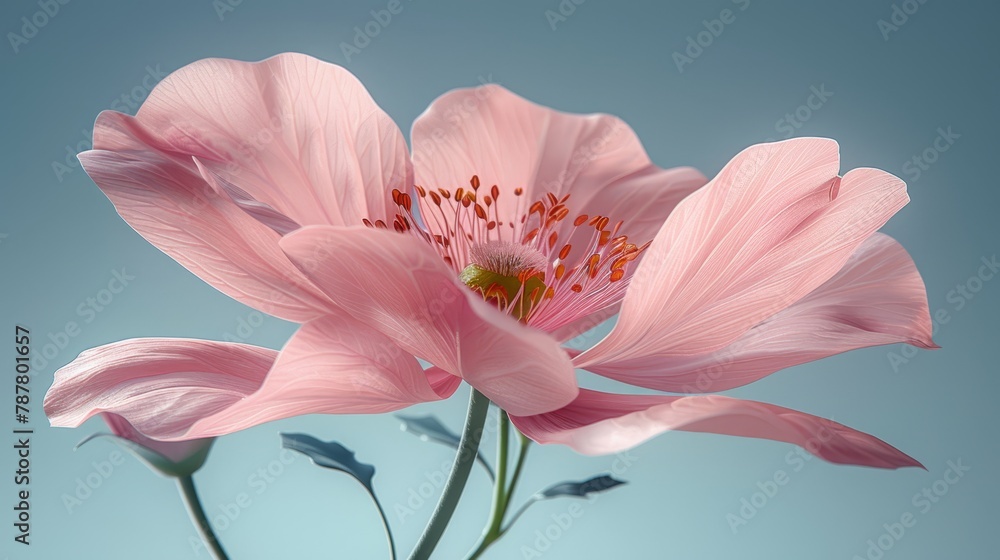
[{"xmin": 558, "ymin": 244, "xmax": 572, "ymax": 260}]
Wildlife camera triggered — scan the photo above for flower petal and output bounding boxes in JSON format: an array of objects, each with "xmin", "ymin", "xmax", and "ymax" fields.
[
  {"xmin": 45, "ymin": 317, "xmax": 449, "ymax": 440},
  {"xmin": 278, "ymin": 226, "xmax": 578, "ymax": 416},
  {"xmin": 188, "ymin": 315, "xmax": 454, "ymax": 438},
  {"xmin": 80, "ymin": 112, "xmax": 334, "ymax": 322},
  {"xmin": 584, "ymin": 233, "xmax": 935, "ymax": 392},
  {"xmin": 576, "ymin": 139, "xmax": 909, "ymax": 369},
  {"xmin": 101, "ymin": 413, "xmax": 213, "ymax": 465},
  {"xmin": 134, "ymin": 53, "xmax": 410, "ymax": 227},
  {"xmin": 410, "ymin": 85, "xmax": 697, "ymax": 245},
  {"xmin": 510, "ymin": 389, "xmax": 922, "ymax": 469},
  {"xmin": 44, "ymin": 338, "xmax": 276, "ymax": 439}
]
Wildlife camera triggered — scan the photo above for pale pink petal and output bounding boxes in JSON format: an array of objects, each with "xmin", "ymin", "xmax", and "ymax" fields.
[
  {"xmin": 550, "ymin": 304, "xmax": 620, "ymax": 344},
  {"xmin": 510, "ymin": 389, "xmax": 922, "ymax": 469},
  {"xmin": 576, "ymin": 139, "xmax": 909, "ymax": 369},
  {"xmin": 585, "ymin": 233, "xmax": 935, "ymax": 392},
  {"xmin": 44, "ymin": 338, "xmax": 276, "ymax": 439},
  {"xmin": 189, "ymin": 316, "xmax": 455, "ymax": 438},
  {"xmin": 563, "ymin": 165, "xmax": 708, "ymax": 257},
  {"xmin": 45, "ymin": 319, "xmax": 450, "ymax": 440},
  {"xmin": 134, "ymin": 53, "xmax": 410, "ymax": 227},
  {"xmin": 79, "ymin": 112, "xmax": 334, "ymax": 322},
  {"xmin": 410, "ymin": 85, "xmax": 700, "ymax": 247},
  {"xmin": 423, "ymin": 366, "xmax": 464, "ymax": 398},
  {"xmin": 278, "ymin": 226, "xmax": 578, "ymax": 416},
  {"xmin": 101, "ymin": 413, "xmax": 212, "ymax": 464}
]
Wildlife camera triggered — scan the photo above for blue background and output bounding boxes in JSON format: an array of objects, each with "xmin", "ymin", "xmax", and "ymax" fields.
[{"xmin": 1, "ymin": 1, "xmax": 997, "ymax": 558}]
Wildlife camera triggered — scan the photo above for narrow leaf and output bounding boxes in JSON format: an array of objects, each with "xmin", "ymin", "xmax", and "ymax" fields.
[
  {"xmin": 280, "ymin": 433, "xmax": 396, "ymax": 559},
  {"xmin": 280, "ymin": 433, "xmax": 375, "ymax": 492},
  {"xmin": 503, "ymin": 474, "xmax": 628, "ymax": 533},
  {"xmin": 396, "ymin": 414, "xmax": 495, "ymax": 480},
  {"xmin": 537, "ymin": 475, "xmax": 627, "ymax": 499}
]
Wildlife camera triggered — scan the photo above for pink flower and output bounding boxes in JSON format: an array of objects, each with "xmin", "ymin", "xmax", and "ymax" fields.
[
  {"xmin": 45, "ymin": 53, "xmax": 934, "ymax": 468},
  {"xmin": 81, "ymin": 413, "xmax": 214, "ymax": 477}
]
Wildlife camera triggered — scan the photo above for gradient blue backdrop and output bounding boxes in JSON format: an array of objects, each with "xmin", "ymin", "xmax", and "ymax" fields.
[{"xmin": 2, "ymin": 1, "xmax": 997, "ymax": 558}]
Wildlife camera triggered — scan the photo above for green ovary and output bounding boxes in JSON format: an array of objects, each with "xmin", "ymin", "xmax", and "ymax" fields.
[{"xmin": 459, "ymin": 264, "xmax": 546, "ymax": 321}]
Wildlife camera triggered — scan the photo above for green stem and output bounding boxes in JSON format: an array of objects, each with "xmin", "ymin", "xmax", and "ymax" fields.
[
  {"xmin": 468, "ymin": 421, "xmax": 532, "ymax": 558},
  {"xmin": 177, "ymin": 475, "xmax": 229, "ymax": 560},
  {"xmin": 487, "ymin": 412, "xmax": 511, "ymax": 535},
  {"xmin": 371, "ymin": 494, "xmax": 397, "ymax": 560},
  {"xmin": 502, "ymin": 433, "xmax": 532, "ymax": 531},
  {"xmin": 500, "ymin": 496, "xmax": 539, "ymax": 534},
  {"xmin": 408, "ymin": 388, "xmax": 490, "ymax": 560}
]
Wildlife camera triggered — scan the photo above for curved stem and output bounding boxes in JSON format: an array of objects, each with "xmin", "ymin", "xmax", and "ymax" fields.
[
  {"xmin": 486, "ymin": 412, "xmax": 511, "ymax": 535},
  {"xmin": 503, "ymin": 433, "xmax": 532, "ymax": 521},
  {"xmin": 177, "ymin": 475, "xmax": 229, "ymax": 560},
  {"xmin": 408, "ymin": 388, "xmax": 490, "ymax": 560},
  {"xmin": 500, "ymin": 496, "xmax": 539, "ymax": 535},
  {"xmin": 371, "ymin": 494, "xmax": 397, "ymax": 560},
  {"xmin": 468, "ymin": 420, "xmax": 533, "ymax": 558}
]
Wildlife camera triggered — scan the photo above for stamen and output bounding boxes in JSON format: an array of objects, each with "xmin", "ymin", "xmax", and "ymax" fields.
[{"xmin": 369, "ymin": 175, "xmax": 652, "ymax": 328}]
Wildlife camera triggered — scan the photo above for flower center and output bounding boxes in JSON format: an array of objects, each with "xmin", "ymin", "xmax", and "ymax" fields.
[
  {"xmin": 459, "ymin": 242, "xmax": 548, "ymax": 321},
  {"xmin": 368, "ymin": 175, "xmax": 651, "ymax": 329}
]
